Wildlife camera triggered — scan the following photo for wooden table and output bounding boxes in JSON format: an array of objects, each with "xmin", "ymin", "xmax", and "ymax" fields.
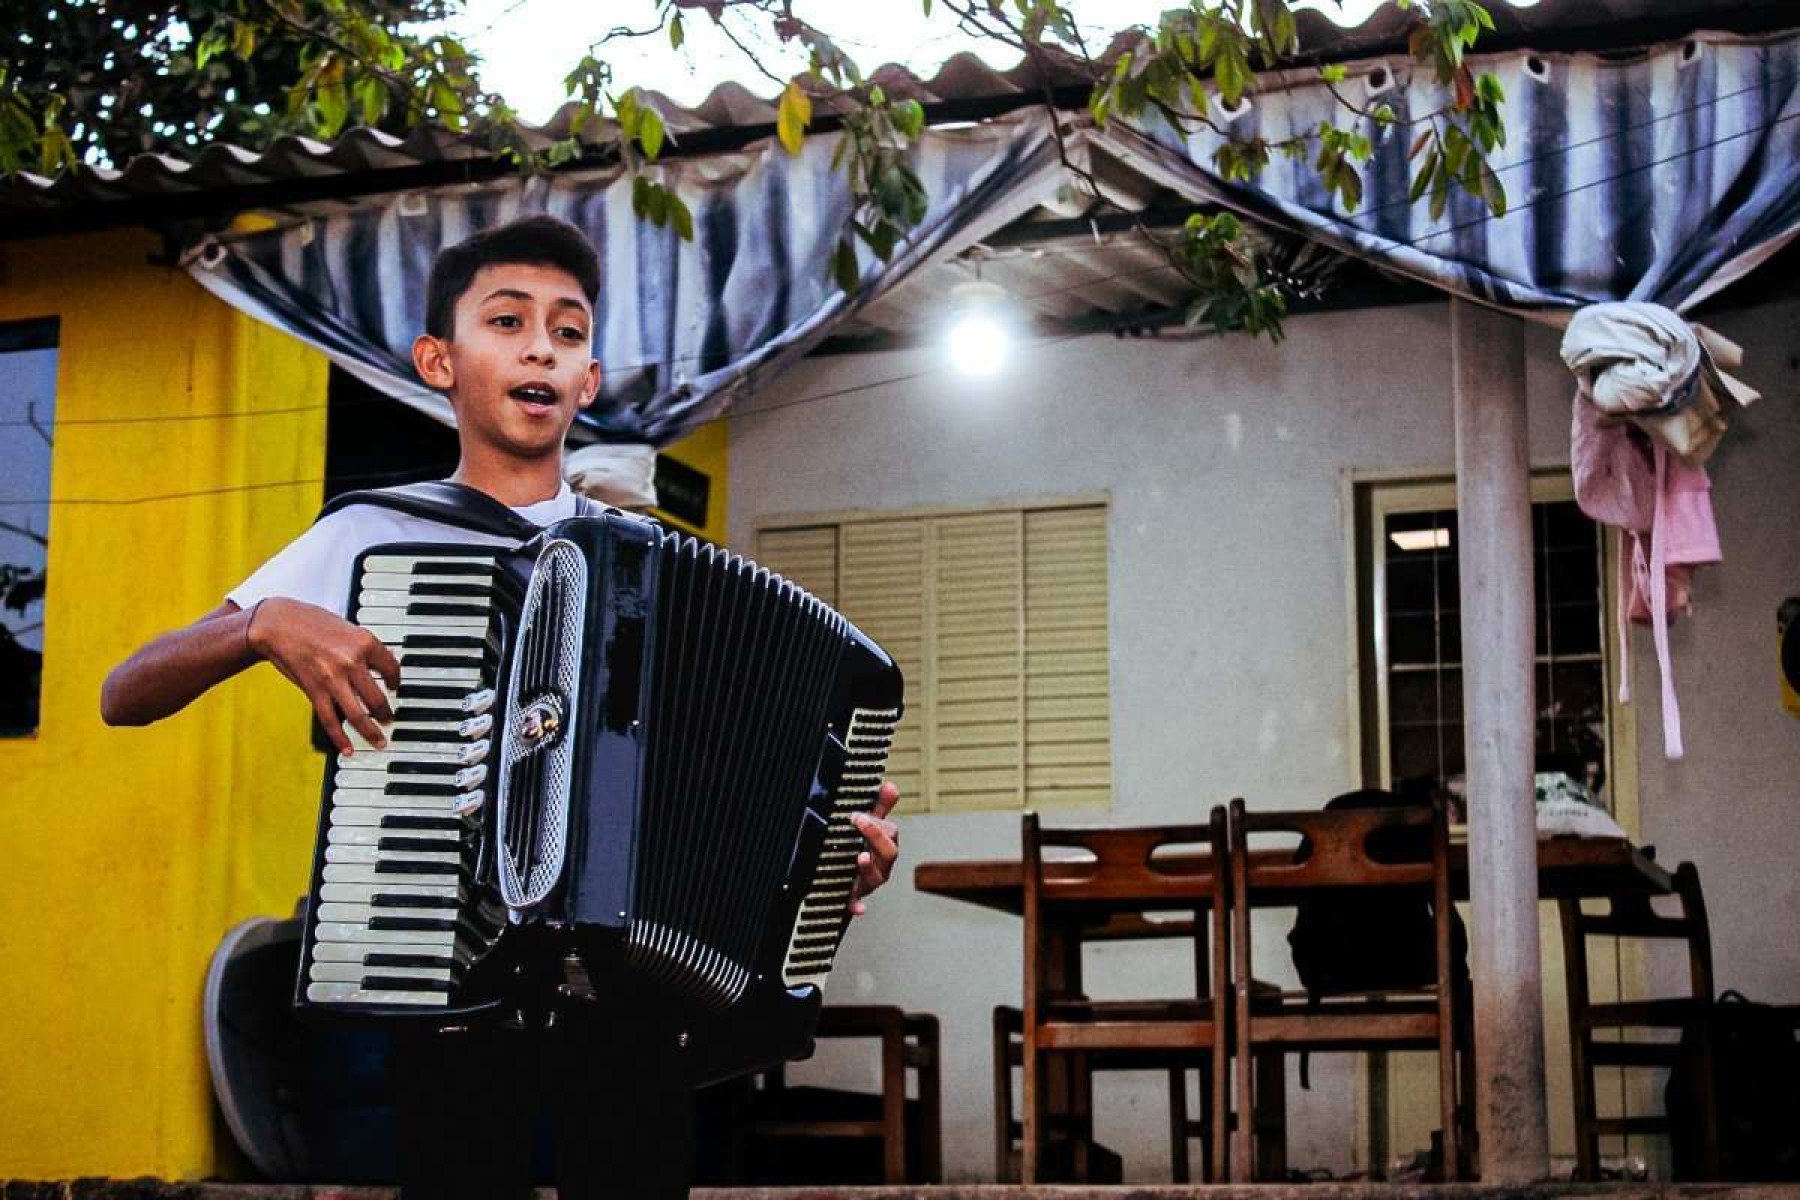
[
  {"xmin": 915, "ymin": 836, "xmax": 1673, "ymax": 914},
  {"xmin": 915, "ymin": 835, "xmax": 1673, "ymax": 1180}
]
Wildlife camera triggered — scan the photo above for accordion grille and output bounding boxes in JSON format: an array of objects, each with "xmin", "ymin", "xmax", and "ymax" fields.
[
  {"xmin": 782, "ymin": 705, "xmax": 900, "ymax": 990},
  {"xmin": 496, "ymin": 538, "xmax": 588, "ymax": 912},
  {"xmin": 626, "ymin": 533, "xmax": 848, "ymax": 1010}
]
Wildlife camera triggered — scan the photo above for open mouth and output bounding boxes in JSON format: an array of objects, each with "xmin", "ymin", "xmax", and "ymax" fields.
[{"xmin": 509, "ymin": 383, "xmax": 558, "ymax": 412}]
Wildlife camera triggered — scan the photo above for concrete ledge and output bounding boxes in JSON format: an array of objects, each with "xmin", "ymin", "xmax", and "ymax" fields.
[{"xmin": 8, "ymin": 1183, "xmax": 1800, "ymax": 1200}]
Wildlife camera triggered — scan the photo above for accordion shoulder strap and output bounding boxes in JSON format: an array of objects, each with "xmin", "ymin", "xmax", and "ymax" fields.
[{"xmin": 319, "ymin": 480, "xmax": 593, "ymax": 542}]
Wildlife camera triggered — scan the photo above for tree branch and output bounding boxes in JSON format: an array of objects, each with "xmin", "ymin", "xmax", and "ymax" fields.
[
  {"xmin": 0, "ymin": 518, "xmax": 47, "ymax": 547},
  {"xmin": 25, "ymin": 402, "xmax": 51, "ymax": 449}
]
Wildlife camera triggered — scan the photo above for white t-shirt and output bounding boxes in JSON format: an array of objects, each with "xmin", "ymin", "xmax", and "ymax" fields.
[{"xmin": 227, "ymin": 484, "xmax": 583, "ymax": 617}]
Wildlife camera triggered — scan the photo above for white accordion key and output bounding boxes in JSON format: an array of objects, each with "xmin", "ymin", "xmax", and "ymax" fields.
[
  {"xmin": 453, "ymin": 764, "xmax": 487, "ymax": 791},
  {"xmin": 452, "ymin": 789, "xmax": 486, "ymax": 817},
  {"xmin": 462, "ymin": 688, "xmax": 496, "ymax": 715},
  {"xmin": 343, "ymin": 718, "xmax": 396, "ymax": 753},
  {"xmin": 458, "ymin": 713, "xmax": 493, "ymax": 740}
]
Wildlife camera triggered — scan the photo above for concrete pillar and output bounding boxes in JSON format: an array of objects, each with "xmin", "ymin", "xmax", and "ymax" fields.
[{"xmin": 1451, "ymin": 297, "xmax": 1550, "ymax": 1181}]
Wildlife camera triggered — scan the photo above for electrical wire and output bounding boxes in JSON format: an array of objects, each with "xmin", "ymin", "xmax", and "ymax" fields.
[
  {"xmin": 0, "ymin": 402, "xmax": 328, "ymax": 430},
  {"xmin": 0, "ymin": 329, "xmax": 1098, "ymax": 507},
  {"xmin": 0, "ymin": 466, "xmax": 453, "ymax": 508}
]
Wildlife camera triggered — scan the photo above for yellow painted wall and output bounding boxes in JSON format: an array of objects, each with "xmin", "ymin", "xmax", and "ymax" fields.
[
  {"xmin": 654, "ymin": 418, "xmax": 729, "ymax": 546},
  {"xmin": 0, "ymin": 230, "xmax": 331, "ymax": 1180}
]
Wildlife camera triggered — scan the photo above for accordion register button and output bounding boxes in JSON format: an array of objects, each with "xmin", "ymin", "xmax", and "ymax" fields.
[
  {"xmin": 462, "ymin": 688, "xmax": 496, "ymax": 715},
  {"xmin": 458, "ymin": 713, "xmax": 494, "ymax": 740},
  {"xmin": 453, "ymin": 764, "xmax": 488, "ymax": 791},
  {"xmin": 457, "ymin": 739, "xmax": 491, "ymax": 766},
  {"xmin": 452, "ymin": 789, "xmax": 486, "ymax": 817}
]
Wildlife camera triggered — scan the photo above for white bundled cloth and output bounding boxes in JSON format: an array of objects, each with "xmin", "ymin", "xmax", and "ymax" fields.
[
  {"xmin": 564, "ymin": 442, "xmax": 658, "ymax": 510},
  {"xmin": 1560, "ymin": 302, "xmax": 1759, "ymax": 466}
]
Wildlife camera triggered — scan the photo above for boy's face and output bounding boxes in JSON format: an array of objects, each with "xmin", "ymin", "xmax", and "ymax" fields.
[{"xmin": 412, "ymin": 262, "xmax": 601, "ymax": 462}]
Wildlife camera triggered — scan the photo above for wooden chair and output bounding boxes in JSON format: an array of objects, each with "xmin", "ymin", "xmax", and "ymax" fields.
[
  {"xmin": 1227, "ymin": 796, "xmax": 1469, "ymax": 1181},
  {"xmin": 992, "ymin": 913, "xmax": 1213, "ymax": 1182},
  {"xmin": 1018, "ymin": 809, "xmax": 1231, "ymax": 1183},
  {"xmin": 739, "ymin": 1005, "xmax": 941, "ymax": 1184},
  {"xmin": 1559, "ymin": 861, "xmax": 1719, "ymax": 1180}
]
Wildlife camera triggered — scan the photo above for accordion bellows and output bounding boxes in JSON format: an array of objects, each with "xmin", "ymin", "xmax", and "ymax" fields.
[{"xmin": 296, "ymin": 510, "xmax": 902, "ymax": 1077}]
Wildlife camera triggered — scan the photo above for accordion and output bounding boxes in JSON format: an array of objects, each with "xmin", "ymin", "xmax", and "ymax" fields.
[{"xmin": 295, "ymin": 508, "xmax": 902, "ymax": 1079}]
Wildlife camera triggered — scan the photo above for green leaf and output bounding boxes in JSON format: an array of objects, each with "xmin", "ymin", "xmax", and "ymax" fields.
[
  {"xmin": 195, "ymin": 29, "xmax": 227, "ymax": 70},
  {"xmin": 670, "ymin": 194, "xmax": 695, "ymax": 240},
  {"xmin": 638, "ymin": 105, "xmax": 665, "ymax": 159},
  {"xmin": 832, "ymin": 237, "xmax": 860, "ymax": 292},
  {"xmin": 646, "ymin": 181, "xmax": 670, "ymax": 225},
  {"xmin": 315, "ymin": 84, "xmax": 349, "ymax": 137},
  {"xmin": 669, "ymin": 13, "xmax": 685, "ymax": 50},
  {"xmin": 893, "ymin": 99, "xmax": 925, "ymax": 140},
  {"xmin": 1320, "ymin": 64, "xmax": 1347, "ymax": 84},
  {"xmin": 1409, "ymin": 146, "xmax": 1437, "ymax": 203},
  {"xmin": 354, "ymin": 76, "xmax": 385, "ymax": 127},
  {"xmin": 1090, "ymin": 85, "xmax": 1112, "ymax": 126},
  {"xmin": 1429, "ymin": 159, "xmax": 1452, "ymax": 222},
  {"xmin": 230, "ymin": 21, "xmax": 257, "ymax": 61},
  {"xmin": 862, "ymin": 218, "xmax": 896, "ymax": 260},
  {"xmin": 1479, "ymin": 157, "xmax": 1507, "ymax": 216},
  {"xmin": 431, "ymin": 81, "xmax": 464, "ymax": 121},
  {"xmin": 777, "ymin": 79, "xmax": 810, "ymax": 156},
  {"xmin": 632, "ymin": 173, "xmax": 651, "ymax": 219},
  {"xmin": 1443, "ymin": 124, "xmax": 1469, "ymax": 174},
  {"xmin": 616, "ymin": 89, "xmax": 640, "ymax": 141}
]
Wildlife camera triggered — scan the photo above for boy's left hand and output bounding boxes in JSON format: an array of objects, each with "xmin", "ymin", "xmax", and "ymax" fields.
[{"xmin": 849, "ymin": 781, "xmax": 900, "ymax": 917}]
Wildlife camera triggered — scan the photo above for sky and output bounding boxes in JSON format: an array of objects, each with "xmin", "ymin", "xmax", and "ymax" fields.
[{"xmin": 449, "ymin": 0, "xmax": 1444, "ymax": 124}]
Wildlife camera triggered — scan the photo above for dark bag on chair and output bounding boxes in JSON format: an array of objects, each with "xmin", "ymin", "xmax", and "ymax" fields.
[
  {"xmin": 1666, "ymin": 990, "xmax": 1800, "ymax": 1180},
  {"xmin": 1286, "ymin": 789, "xmax": 1469, "ymax": 1086}
]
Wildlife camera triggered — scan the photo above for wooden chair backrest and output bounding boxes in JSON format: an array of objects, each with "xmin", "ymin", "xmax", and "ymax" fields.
[
  {"xmin": 1019, "ymin": 808, "xmax": 1229, "ymax": 1008},
  {"xmin": 1227, "ymin": 796, "xmax": 1456, "ymax": 1009},
  {"xmin": 1566, "ymin": 861, "xmax": 1713, "ymax": 1002},
  {"xmin": 1023, "ymin": 815, "xmax": 1226, "ymax": 905},
  {"xmin": 1229, "ymin": 798, "xmax": 1446, "ymax": 891}
]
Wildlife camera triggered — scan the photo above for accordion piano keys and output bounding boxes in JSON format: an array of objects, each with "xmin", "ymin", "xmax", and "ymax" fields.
[{"xmin": 301, "ymin": 548, "xmax": 513, "ymax": 1010}]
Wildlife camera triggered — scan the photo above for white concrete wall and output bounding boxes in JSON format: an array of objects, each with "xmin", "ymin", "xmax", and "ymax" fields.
[
  {"xmin": 1627, "ymin": 299, "xmax": 1800, "ymax": 1004},
  {"xmin": 724, "ymin": 297, "xmax": 1800, "ymax": 1182}
]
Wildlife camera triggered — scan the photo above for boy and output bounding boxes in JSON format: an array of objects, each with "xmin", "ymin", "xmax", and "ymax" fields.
[{"xmin": 102, "ymin": 215, "xmax": 901, "ymax": 1198}]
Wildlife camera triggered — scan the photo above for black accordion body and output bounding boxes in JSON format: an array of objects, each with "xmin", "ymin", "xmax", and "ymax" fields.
[{"xmin": 295, "ymin": 507, "xmax": 902, "ymax": 1080}]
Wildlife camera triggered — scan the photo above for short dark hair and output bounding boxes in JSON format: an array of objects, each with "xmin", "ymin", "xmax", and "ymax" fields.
[{"xmin": 424, "ymin": 214, "xmax": 601, "ymax": 339}]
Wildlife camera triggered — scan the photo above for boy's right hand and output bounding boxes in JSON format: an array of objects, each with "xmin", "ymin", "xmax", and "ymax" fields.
[{"xmin": 246, "ymin": 597, "xmax": 403, "ymax": 755}]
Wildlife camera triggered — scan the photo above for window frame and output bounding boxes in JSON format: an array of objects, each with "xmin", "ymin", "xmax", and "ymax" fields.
[
  {"xmin": 0, "ymin": 316, "xmax": 61, "ymax": 740},
  {"xmin": 1348, "ymin": 470, "xmax": 1638, "ymax": 836}
]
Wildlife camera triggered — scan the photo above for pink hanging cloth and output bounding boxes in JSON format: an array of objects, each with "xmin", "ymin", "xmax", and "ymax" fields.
[{"xmin": 1560, "ymin": 303, "xmax": 1759, "ymax": 760}]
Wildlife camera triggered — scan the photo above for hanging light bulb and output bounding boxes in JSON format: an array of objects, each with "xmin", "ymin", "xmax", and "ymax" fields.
[{"xmin": 947, "ymin": 278, "xmax": 1011, "ymax": 378}]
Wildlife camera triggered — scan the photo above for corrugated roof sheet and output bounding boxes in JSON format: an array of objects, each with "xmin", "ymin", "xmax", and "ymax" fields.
[{"xmin": 3, "ymin": 0, "xmax": 1794, "ymax": 238}]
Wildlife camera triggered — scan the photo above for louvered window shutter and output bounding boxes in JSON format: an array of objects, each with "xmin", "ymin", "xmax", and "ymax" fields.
[
  {"xmin": 837, "ymin": 520, "xmax": 927, "ymax": 804},
  {"xmin": 759, "ymin": 503, "xmax": 1110, "ymax": 811},
  {"xmin": 930, "ymin": 511, "xmax": 1024, "ymax": 809},
  {"xmin": 1024, "ymin": 506, "xmax": 1112, "ymax": 806},
  {"xmin": 755, "ymin": 525, "xmax": 839, "ymax": 607}
]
